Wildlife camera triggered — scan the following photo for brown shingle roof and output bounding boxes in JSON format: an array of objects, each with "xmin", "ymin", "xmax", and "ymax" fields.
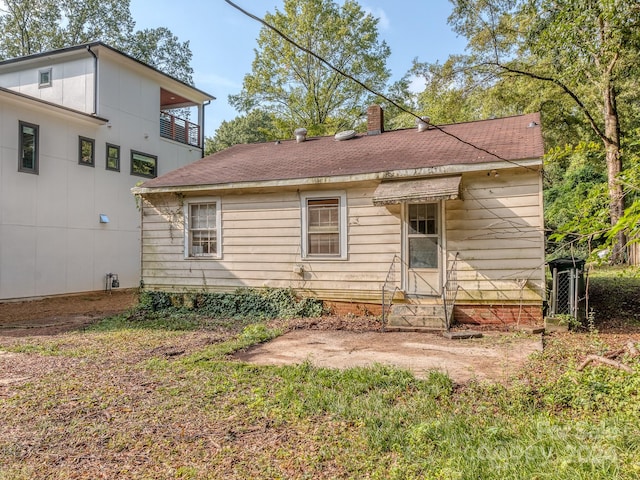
[{"xmin": 142, "ymin": 113, "xmax": 543, "ymax": 189}]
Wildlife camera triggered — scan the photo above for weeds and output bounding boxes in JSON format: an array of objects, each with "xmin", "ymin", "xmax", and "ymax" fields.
[{"xmin": 2, "ymin": 303, "xmax": 640, "ymax": 478}]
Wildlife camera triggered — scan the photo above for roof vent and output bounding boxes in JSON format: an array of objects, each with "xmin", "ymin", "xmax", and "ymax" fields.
[
  {"xmin": 294, "ymin": 127, "xmax": 308, "ymax": 143},
  {"xmin": 417, "ymin": 116, "xmax": 431, "ymax": 132},
  {"xmin": 528, "ymin": 121, "xmax": 539, "ymax": 128},
  {"xmin": 335, "ymin": 130, "xmax": 356, "ymax": 141}
]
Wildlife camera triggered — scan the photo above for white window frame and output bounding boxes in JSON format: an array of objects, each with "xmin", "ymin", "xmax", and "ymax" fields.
[
  {"xmin": 184, "ymin": 198, "xmax": 222, "ymax": 259},
  {"xmin": 300, "ymin": 191, "xmax": 347, "ymax": 260}
]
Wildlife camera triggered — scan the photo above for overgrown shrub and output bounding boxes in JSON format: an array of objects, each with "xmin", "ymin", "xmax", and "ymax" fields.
[{"xmin": 137, "ymin": 287, "xmax": 324, "ymax": 319}]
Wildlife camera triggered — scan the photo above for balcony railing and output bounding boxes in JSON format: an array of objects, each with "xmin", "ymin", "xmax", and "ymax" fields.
[{"xmin": 160, "ymin": 111, "xmax": 201, "ymax": 147}]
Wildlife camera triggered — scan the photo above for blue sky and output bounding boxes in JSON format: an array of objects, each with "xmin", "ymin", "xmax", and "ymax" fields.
[{"xmin": 130, "ymin": 0, "xmax": 467, "ymax": 137}]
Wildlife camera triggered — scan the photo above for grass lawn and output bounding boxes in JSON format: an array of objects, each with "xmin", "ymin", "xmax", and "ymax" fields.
[{"xmin": 1, "ymin": 283, "xmax": 640, "ymax": 479}]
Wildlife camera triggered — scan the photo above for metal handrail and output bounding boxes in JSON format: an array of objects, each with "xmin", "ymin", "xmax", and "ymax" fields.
[
  {"xmin": 160, "ymin": 111, "xmax": 201, "ymax": 147},
  {"xmin": 381, "ymin": 255, "xmax": 401, "ymax": 329},
  {"xmin": 442, "ymin": 252, "xmax": 459, "ymax": 331}
]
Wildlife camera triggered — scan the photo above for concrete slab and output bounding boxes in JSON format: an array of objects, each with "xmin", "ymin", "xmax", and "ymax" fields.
[{"xmin": 234, "ymin": 330, "xmax": 543, "ymax": 384}]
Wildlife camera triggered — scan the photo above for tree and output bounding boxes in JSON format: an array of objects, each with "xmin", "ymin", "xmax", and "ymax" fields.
[
  {"xmin": 127, "ymin": 27, "xmax": 193, "ymax": 84},
  {"xmin": 205, "ymin": 110, "xmax": 281, "ymax": 154},
  {"xmin": 229, "ymin": 0, "xmax": 391, "ymax": 136},
  {"xmin": 447, "ymin": 0, "xmax": 640, "ymax": 262},
  {"xmin": 0, "ymin": 0, "xmax": 193, "ymax": 84}
]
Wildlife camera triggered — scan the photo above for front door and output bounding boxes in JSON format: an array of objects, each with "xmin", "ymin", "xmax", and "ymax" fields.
[{"xmin": 405, "ymin": 203, "xmax": 442, "ymax": 296}]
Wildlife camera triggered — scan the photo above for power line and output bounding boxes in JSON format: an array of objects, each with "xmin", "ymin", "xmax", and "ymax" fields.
[{"xmin": 224, "ymin": 0, "xmax": 541, "ymax": 174}]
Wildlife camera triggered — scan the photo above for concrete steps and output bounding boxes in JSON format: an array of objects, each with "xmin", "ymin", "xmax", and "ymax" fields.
[{"xmin": 386, "ymin": 301, "xmax": 447, "ymax": 331}]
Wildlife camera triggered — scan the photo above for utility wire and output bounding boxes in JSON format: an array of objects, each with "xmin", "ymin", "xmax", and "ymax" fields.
[{"xmin": 224, "ymin": 0, "xmax": 541, "ymax": 173}]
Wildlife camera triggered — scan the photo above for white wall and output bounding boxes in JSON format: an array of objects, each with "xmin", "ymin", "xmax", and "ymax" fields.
[
  {"xmin": 0, "ymin": 55, "xmax": 95, "ymax": 113},
  {"xmin": 0, "ymin": 52, "xmax": 206, "ymax": 300}
]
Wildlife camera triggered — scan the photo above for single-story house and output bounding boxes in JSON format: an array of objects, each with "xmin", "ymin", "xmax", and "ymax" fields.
[{"xmin": 132, "ymin": 106, "xmax": 546, "ymax": 328}]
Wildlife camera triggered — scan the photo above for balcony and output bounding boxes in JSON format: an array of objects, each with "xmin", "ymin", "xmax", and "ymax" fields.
[{"xmin": 160, "ymin": 111, "xmax": 201, "ymax": 147}]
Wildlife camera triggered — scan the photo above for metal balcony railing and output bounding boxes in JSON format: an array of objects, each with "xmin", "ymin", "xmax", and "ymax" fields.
[{"xmin": 160, "ymin": 111, "xmax": 200, "ymax": 147}]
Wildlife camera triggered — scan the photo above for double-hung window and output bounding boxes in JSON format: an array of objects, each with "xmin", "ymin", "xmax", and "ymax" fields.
[
  {"xmin": 19, "ymin": 121, "xmax": 39, "ymax": 174},
  {"xmin": 185, "ymin": 199, "xmax": 221, "ymax": 258},
  {"xmin": 301, "ymin": 192, "xmax": 347, "ymax": 259}
]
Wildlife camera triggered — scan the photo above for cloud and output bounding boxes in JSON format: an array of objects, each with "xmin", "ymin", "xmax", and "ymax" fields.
[{"xmin": 362, "ymin": 5, "xmax": 390, "ymax": 30}]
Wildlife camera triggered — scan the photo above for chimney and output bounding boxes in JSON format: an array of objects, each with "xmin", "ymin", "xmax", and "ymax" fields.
[{"xmin": 367, "ymin": 105, "xmax": 384, "ymax": 135}]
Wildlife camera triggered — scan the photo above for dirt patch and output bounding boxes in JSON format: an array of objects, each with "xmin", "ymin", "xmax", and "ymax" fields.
[
  {"xmin": 0, "ymin": 289, "xmax": 138, "ymax": 336},
  {"xmin": 235, "ymin": 330, "xmax": 543, "ymax": 384}
]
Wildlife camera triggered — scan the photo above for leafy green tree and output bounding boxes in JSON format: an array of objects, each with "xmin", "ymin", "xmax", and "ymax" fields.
[
  {"xmin": 205, "ymin": 110, "xmax": 282, "ymax": 154},
  {"xmin": 127, "ymin": 27, "xmax": 193, "ymax": 84},
  {"xmin": 447, "ymin": 0, "xmax": 640, "ymax": 262},
  {"xmin": 229, "ymin": 0, "xmax": 391, "ymax": 137},
  {"xmin": 0, "ymin": 0, "xmax": 193, "ymax": 83}
]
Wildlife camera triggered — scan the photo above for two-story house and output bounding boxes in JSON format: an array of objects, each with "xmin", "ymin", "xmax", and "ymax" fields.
[{"xmin": 0, "ymin": 42, "xmax": 214, "ymax": 300}]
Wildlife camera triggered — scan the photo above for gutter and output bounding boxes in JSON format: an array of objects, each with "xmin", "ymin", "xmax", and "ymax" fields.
[{"xmin": 86, "ymin": 45, "xmax": 98, "ymax": 115}]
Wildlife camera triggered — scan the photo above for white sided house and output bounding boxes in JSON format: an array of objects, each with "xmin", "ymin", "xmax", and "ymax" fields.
[
  {"xmin": 0, "ymin": 42, "xmax": 214, "ymax": 300},
  {"xmin": 133, "ymin": 107, "xmax": 546, "ymax": 328}
]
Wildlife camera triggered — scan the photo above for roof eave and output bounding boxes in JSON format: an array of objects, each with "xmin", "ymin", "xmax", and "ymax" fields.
[{"xmin": 132, "ymin": 157, "xmax": 542, "ymax": 196}]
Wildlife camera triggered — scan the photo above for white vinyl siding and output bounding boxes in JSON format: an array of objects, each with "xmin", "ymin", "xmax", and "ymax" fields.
[
  {"xmin": 446, "ymin": 169, "xmax": 545, "ymax": 304},
  {"xmin": 139, "ymin": 168, "xmax": 545, "ymax": 306},
  {"xmin": 141, "ymin": 188, "xmax": 397, "ymax": 302}
]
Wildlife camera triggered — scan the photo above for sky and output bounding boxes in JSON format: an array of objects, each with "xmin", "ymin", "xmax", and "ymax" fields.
[{"xmin": 129, "ymin": 0, "xmax": 468, "ymax": 138}]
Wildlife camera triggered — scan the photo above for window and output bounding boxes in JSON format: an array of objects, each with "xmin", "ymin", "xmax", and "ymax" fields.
[
  {"xmin": 408, "ymin": 203, "xmax": 439, "ymax": 269},
  {"xmin": 301, "ymin": 192, "xmax": 347, "ymax": 259},
  {"xmin": 131, "ymin": 150, "xmax": 157, "ymax": 178},
  {"xmin": 185, "ymin": 200, "xmax": 221, "ymax": 258},
  {"xmin": 106, "ymin": 144, "xmax": 120, "ymax": 171},
  {"xmin": 78, "ymin": 136, "xmax": 95, "ymax": 166},
  {"xmin": 39, "ymin": 68, "xmax": 52, "ymax": 88},
  {"xmin": 19, "ymin": 121, "xmax": 39, "ymax": 174}
]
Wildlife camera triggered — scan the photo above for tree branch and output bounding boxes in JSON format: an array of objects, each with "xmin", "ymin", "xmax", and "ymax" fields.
[{"xmin": 487, "ymin": 61, "xmax": 611, "ymax": 144}]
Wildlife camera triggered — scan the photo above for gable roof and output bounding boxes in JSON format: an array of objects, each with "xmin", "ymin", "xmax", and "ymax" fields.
[{"xmin": 135, "ymin": 112, "xmax": 544, "ymax": 193}]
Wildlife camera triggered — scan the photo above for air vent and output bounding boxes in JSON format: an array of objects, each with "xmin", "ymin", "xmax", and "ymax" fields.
[
  {"xmin": 417, "ymin": 116, "xmax": 431, "ymax": 132},
  {"xmin": 335, "ymin": 130, "xmax": 356, "ymax": 141},
  {"xmin": 294, "ymin": 127, "xmax": 308, "ymax": 143}
]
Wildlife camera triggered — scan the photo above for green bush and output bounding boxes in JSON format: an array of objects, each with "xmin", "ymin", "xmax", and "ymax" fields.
[{"xmin": 137, "ymin": 287, "xmax": 324, "ymax": 319}]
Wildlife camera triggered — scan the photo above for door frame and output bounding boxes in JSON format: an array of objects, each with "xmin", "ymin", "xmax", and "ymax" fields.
[{"xmin": 401, "ymin": 201, "xmax": 447, "ymax": 297}]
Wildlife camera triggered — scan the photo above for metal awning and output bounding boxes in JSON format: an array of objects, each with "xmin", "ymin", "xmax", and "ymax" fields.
[{"xmin": 372, "ymin": 175, "xmax": 462, "ymax": 205}]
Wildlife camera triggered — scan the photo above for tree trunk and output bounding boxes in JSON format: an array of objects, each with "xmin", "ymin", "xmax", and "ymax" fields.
[{"xmin": 603, "ymin": 82, "xmax": 626, "ymax": 264}]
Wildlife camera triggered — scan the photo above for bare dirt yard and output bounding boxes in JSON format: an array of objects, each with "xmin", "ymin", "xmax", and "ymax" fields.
[
  {"xmin": 1, "ymin": 290, "xmax": 541, "ymax": 384},
  {"xmin": 0, "ymin": 289, "xmax": 138, "ymax": 336}
]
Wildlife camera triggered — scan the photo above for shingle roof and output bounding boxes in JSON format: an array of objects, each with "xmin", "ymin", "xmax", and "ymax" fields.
[{"xmin": 142, "ymin": 112, "xmax": 543, "ymax": 189}]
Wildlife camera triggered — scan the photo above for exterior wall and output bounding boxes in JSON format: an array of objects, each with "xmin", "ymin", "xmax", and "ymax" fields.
[
  {"xmin": 97, "ymin": 55, "xmax": 201, "ymax": 174},
  {"xmin": 0, "ymin": 97, "xmax": 139, "ymax": 299},
  {"xmin": 447, "ymin": 168, "xmax": 545, "ymax": 325},
  {"xmin": 0, "ymin": 52, "xmax": 206, "ymax": 300},
  {"xmin": 139, "ymin": 166, "xmax": 545, "ymax": 324},
  {"xmin": 140, "ymin": 184, "xmax": 401, "ymax": 302},
  {"xmin": 0, "ymin": 54, "xmax": 95, "ymax": 113}
]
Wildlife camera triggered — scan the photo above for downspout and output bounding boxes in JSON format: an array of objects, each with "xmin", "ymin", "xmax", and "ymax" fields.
[
  {"xmin": 86, "ymin": 45, "xmax": 98, "ymax": 115},
  {"xmin": 201, "ymin": 100, "xmax": 211, "ymax": 157}
]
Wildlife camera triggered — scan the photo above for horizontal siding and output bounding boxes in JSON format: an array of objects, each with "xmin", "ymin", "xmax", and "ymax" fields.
[
  {"xmin": 449, "ymin": 169, "xmax": 545, "ymax": 303},
  {"xmin": 141, "ymin": 186, "xmax": 400, "ymax": 299},
  {"xmin": 140, "ymin": 169, "xmax": 544, "ymax": 304}
]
